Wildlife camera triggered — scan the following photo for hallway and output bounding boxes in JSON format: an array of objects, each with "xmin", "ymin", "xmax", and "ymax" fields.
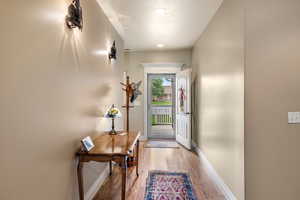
[
  {"xmin": 93, "ymin": 143, "xmax": 226, "ymax": 200},
  {"xmin": 1, "ymin": 0, "xmax": 300, "ymax": 200}
]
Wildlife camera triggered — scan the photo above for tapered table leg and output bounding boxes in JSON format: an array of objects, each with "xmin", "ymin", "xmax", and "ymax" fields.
[
  {"xmin": 77, "ymin": 161, "xmax": 84, "ymax": 200},
  {"xmin": 121, "ymin": 156, "xmax": 128, "ymax": 200},
  {"xmin": 109, "ymin": 160, "xmax": 112, "ymax": 176},
  {"xmin": 136, "ymin": 140, "xmax": 139, "ymax": 177}
]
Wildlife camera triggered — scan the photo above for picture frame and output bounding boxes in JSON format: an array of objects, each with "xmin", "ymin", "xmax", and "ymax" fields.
[{"xmin": 81, "ymin": 136, "xmax": 95, "ymax": 152}]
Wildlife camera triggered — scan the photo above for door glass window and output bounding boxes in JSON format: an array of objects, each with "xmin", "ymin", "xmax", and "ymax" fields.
[{"xmin": 149, "ymin": 75, "xmax": 175, "ymax": 139}]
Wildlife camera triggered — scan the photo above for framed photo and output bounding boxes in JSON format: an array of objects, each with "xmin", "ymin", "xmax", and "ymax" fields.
[{"xmin": 81, "ymin": 136, "xmax": 95, "ymax": 152}]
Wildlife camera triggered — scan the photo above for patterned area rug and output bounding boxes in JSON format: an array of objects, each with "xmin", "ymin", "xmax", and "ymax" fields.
[{"xmin": 144, "ymin": 171, "xmax": 198, "ymax": 200}]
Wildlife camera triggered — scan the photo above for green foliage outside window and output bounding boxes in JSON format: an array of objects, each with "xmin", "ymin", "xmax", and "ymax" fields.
[{"xmin": 152, "ymin": 78, "xmax": 164, "ymax": 99}]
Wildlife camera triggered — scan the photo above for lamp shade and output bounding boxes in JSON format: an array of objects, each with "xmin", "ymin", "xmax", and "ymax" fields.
[{"xmin": 104, "ymin": 104, "xmax": 122, "ymax": 118}]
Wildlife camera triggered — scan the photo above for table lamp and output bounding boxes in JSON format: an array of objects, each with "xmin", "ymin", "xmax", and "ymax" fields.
[{"xmin": 104, "ymin": 104, "xmax": 122, "ymax": 135}]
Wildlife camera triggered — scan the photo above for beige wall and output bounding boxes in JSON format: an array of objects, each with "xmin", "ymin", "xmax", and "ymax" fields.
[
  {"xmin": 245, "ymin": 0, "xmax": 300, "ymax": 199},
  {"xmin": 0, "ymin": 1, "xmax": 126, "ymax": 199},
  {"xmin": 124, "ymin": 50, "xmax": 192, "ymax": 136},
  {"xmin": 191, "ymin": 0, "xmax": 244, "ymax": 199}
]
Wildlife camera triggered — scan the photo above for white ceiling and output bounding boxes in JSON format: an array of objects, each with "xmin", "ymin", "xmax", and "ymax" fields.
[{"xmin": 96, "ymin": 0, "xmax": 223, "ymax": 51}]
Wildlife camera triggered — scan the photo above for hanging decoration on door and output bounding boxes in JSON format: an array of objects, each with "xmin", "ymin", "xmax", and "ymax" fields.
[{"xmin": 179, "ymin": 87, "xmax": 186, "ymax": 112}]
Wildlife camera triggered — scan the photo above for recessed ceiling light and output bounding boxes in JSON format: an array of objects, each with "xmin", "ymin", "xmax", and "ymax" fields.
[
  {"xmin": 155, "ymin": 8, "xmax": 167, "ymax": 16},
  {"xmin": 157, "ymin": 44, "xmax": 165, "ymax": 48}
]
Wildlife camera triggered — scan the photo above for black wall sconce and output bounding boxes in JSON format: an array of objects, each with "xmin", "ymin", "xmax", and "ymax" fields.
[
  {"xmin": 109, "ymin": 41, "xmax": 117, "ymax": 60},
  {"xmin": 66, "ymin": 0, "xmax": 83, "ymax": 30}
]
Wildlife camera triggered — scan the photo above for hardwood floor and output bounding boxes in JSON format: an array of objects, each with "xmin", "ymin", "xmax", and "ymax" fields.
[{"xmin": 93, "ymin": 142, "xmax": 226, "ymax": 200}]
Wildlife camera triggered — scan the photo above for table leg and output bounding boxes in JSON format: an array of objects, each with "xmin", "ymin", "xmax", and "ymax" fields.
[
  {"xmin": 136, "ymin": 140, "xmax": 139, "ymax": 177},
  {"xmin": 77, "ymin": 161, "xmax": 84, "ymax": 200},
  {"xmin": 121, "ymin": 156, "xmax": 128, "ymax": 200},
  {"xmin": 109, "ymin": 160, "xmax": 112, "ymax": 176}
]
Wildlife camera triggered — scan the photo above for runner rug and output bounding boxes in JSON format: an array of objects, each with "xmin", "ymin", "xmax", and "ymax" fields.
[
  {"xmin": 144, "ymin": 171, "xmax": 198, "ymax": 200},
  {"xmin": 144, "ymin": 141, "xmax": 179, "ymax": 148}
]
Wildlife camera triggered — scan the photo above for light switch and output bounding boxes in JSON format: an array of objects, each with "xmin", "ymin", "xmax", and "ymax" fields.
[{"xmin": 288, "ymin": 112, "xmax": 300, "ymax": 124}]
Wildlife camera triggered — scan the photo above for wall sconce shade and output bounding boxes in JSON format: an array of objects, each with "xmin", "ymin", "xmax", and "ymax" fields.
[
  {"xmin": 66, "ymin": 0, "xmax": 83, "ymax": 30},
  {"xmin": 109, "ymin": 41, "xmax": 117, "ymax": 60}
]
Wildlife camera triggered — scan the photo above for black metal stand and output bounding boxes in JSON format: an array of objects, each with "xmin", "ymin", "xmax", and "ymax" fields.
[{"xmin": 109, "ymin": 118, "xmax": 117, "ymax": 135}]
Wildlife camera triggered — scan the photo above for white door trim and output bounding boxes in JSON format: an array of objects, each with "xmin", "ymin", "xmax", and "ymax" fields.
[{"xmin": 142, "ymin": 63, "xmax": 184, "ymax": 139}]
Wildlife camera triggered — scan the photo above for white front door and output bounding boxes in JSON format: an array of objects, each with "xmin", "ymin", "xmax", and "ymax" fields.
[{"xmin": 176, "ymin": 69, "xmax": 192, "ymax": 149}]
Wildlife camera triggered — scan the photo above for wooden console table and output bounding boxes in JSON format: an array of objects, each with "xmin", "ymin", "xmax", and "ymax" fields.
[{"xmin": 76, "ymin": 131, "xmax": 140, "ymax": 200}]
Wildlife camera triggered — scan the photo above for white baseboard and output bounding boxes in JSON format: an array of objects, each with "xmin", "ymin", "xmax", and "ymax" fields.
[
  {"xmin": 191, "ymin": 141, "xmax": 237, "ymax": 200},
  {"xmin": 85, "ymin": 164, "xmax": 110, "ymax": 200}
]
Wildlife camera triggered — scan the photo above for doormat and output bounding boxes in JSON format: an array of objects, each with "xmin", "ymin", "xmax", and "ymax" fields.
[
  {"xmin": 144, "ymin": 140, "xmax": 179, "ymax": 148},
  {"xmin": 144, "ymin": 171, "xmax": 198, "ymax": 200}
]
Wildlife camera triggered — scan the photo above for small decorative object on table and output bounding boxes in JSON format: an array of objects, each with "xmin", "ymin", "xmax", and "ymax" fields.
[
  {"xmin": 81, "ymin": 136, "xmax": 95, "ymax": 152},
  {"xmin": 104, "ymin": 104, "xmax": 122, "ymax": 135}
]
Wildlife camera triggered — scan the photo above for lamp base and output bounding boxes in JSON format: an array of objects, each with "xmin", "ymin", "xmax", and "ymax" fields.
[
  {"xmin": 108, "ymin": 118, "xmax": 127, "ymax": 135},
  {"xmin": 109, "ymin": 129, "xmax": 118, "ymax": 135},
  {"xmin": 109, "ymin": 118, "xmax": 117, "ymax": 135},
  {"xmin": 108, "ymin": 130, "xmax": 128, "ymax": 136}
]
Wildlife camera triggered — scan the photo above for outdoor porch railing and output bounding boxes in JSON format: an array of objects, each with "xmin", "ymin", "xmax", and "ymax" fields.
[{"xmin": 152, "ymin": 105, "xmax": 173, "ymax": 125}]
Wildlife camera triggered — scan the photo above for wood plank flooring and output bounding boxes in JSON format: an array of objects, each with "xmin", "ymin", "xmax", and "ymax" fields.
[{"xmin": 93, "ymin": 142, "xmax": 226, "ymax": 200}]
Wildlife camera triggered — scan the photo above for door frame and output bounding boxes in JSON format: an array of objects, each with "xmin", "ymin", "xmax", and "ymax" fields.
[
  {"xmin": 147, "ymin": 73, "xmax": 176, "ymax": 139},
  {"xmin": 142, "ymin": 63, "xmax": 184, "ymax": 140}
]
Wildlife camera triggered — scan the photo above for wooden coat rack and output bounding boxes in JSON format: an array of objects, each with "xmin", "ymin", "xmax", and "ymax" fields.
[
  {"xmin": 120, "ymin": 76, "xmax": 134, "ymax": 132},
  {"xmin": 120, "ymin": 76, "xmax": 139, "ymax": 168}
]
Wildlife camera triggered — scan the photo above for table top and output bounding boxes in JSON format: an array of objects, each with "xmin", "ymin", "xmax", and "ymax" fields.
[{"xmin": 77, "ymin": 131, "xmax": 140, "ymax": 156}]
